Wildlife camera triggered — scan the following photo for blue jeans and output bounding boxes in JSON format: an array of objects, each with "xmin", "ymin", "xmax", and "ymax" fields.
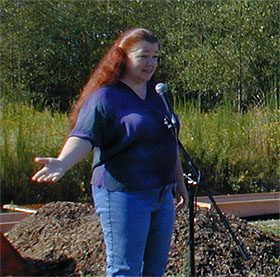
[{"xmin": 92, "ymin": 184, "xmax": 175, "ymax": 277}]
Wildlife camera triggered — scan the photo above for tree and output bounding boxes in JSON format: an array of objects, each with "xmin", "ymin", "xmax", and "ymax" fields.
[{"xmin": 1, "ymin": 0, "xmax": 279, "ymax": 111}]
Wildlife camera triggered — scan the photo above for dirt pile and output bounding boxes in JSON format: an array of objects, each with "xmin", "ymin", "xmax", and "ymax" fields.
[{"xmin": 6, "ymin": 201, "xmax": 280, "ymax": 276}]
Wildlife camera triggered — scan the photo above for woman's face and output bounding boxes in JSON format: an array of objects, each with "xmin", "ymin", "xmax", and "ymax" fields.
[{"xmin": 124, "ymin": 41, "xmax": 159, "ymax": 85}]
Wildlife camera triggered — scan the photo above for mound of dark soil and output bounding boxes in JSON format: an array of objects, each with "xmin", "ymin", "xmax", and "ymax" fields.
[{"xmin": 6, "ymin": 201, "xmax": 280, "ymax": 276}]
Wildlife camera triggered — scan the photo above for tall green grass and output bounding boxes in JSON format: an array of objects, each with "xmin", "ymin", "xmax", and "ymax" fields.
[
  {"xmin": 1, "ymin": 100, "xmax": 279, "ymax": 205},
  {"xmin": 177, "ymin": 104, "xmax": 280, "ymax": 194},
  {"xmin": 0, "ymin": 101, "xmax": 92, "ymax": 205}
]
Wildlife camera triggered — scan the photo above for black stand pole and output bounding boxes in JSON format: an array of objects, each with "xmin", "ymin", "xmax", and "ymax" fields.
[
  {"xmin": 157, "ymin": 84, "xmax": 249, "ymax": 276},
  {"xmin": 178, "ymin": 140, "xmax": 249, "ymax": 277},
  {"xmin": 186, "ymin": 181, "xmax": 196, "ymax": 277},
  {"xmin": 164, "ymin": 116, "xmax": 249, "ymax": 277}
]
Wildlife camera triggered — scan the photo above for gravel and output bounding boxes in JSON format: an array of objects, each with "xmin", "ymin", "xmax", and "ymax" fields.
[{"xmin": 6, "ymin": 201, "xmax": 280, "ymax": 276}]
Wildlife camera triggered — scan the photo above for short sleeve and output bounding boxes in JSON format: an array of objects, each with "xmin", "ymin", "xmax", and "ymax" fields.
[{"xmin": 69, "ymin": 92, "xmax": 108, "ymax": 148}]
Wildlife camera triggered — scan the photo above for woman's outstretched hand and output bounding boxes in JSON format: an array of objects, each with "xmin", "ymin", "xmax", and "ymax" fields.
[
  {"xmin": 32, "ymin": 137, "xmax": 92, "ymax": 183},
  {"xmin": 32, "ymin": 158, "xmax": 67, "ymax": 183}
]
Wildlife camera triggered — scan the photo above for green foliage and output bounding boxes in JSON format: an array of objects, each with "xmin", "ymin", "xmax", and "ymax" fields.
[
  {"xmin": 178, "ymin": 104, "xmax": 280, "ymax": 194},
  {"xmin": 0, "ymin": 101, "xmax": 92, "ymax": 205},
  {"xmin": 0, "ymin": 0, "xmax": 124, "ymax": 111},
  {"xmin": 1, "ymin": 101, "xmax": 279, "ymax": 205},
  {"xmin": 1, "ymin": 0, "xmax": 279, "ymax": 111},
  {"xmin": 159, "ymin": 0, "xmax": 280, "ymax": 111},
  {"xmin": 1, "ymin": 0, "xmax": 279, "ymax": 204}
]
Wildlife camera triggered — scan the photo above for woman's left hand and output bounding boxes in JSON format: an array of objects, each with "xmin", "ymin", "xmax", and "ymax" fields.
[
  {"xmin": 174, "ymin": 150, "xmax": 189, "ymax": 209},
  {"xmin": 174, "ymin": 181, "xmax": 188, "ymax": 209}
]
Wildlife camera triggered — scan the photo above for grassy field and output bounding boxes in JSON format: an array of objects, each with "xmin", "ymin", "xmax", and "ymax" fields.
[
  {"xmin": 176, "ymin": 104, "xmax": 280, "ymax": 194},
  {"xmin": 1, "ymin": 100, "xmax": 279, "ymax": 204},
  {"xmin": 0, "ymin": 102, "xmax": 92, "ymax": 204}
]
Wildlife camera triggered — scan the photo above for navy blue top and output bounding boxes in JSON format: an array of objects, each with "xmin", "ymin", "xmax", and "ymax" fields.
[{"xmin": 69, "ymin": 81, "xmax": 178, "ymax": 191}]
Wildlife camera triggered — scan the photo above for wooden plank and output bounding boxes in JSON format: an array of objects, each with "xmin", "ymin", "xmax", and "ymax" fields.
[
  {"xmin": 2, "ymin": 204, "xmax": 40, "ymax": 214},
  {"xmin": 0, "ymin": 222, "xmax": 19, "ymax": 233},
  {"xmin": 196, "ymin": 192, "xmax": 280, "ymax": 217},
  {"xmin": 197, "ymin": 192, "xmax": 280, "ymax": 203},
  {"xmin": 0, "ymin": 213, "xmax": 31, "ymax": 233},
  {"xmin": 0, "ymin": 213, "xmax": 30, "ymax": 223},
  {"xmin": 213, "ymin": 199, "xmax": 279, "ymax": 217},
  {"xmin": 1, "ymin": 204, "xmax": 44, "ymax": 233},
  {"xmin": 2, "ymin": 192, "xmax": 279, "ymax": 224}
]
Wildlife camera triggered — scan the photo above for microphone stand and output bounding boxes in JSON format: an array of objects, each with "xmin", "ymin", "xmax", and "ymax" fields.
[{"xmin": 163, "ymin": 113, "xmax": 249, "ymax": 277}]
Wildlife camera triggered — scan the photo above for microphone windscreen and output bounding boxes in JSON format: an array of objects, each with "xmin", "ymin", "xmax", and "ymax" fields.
[{"xmin": 155, "ymin": 83, "xmax": 168, "ymax": 95}]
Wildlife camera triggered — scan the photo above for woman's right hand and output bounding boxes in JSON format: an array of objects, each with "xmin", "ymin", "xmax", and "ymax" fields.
[{"xmin": 32, "ymin": 157, "xmax": 67, "ymax": 183}]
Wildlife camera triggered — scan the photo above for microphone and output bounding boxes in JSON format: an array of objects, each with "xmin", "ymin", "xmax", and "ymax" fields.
[
  {"xmin": 155, "ymin": 83, "xmax": 174, "ymax": 115},
  {"xmin": 155, "ymin": 82, "xmax": 168, "ymax": 94},
  {"xmin": 155, "ymin": 82, "xmax": 179, "ymax": 132}
]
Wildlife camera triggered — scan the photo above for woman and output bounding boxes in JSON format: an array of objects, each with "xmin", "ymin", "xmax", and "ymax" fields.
[{"xmin": 32, "ymin": 28, "xmax": 188, "ymax": 276}]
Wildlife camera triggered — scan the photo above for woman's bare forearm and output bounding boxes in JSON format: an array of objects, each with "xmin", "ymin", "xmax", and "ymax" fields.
[
  {"xmin": 57, "ymin": 136, "xmax": 92, "ymax": 170},
  {"xmin": 32, "ymin": 137, "xmax": 92, "ymax": 182}
]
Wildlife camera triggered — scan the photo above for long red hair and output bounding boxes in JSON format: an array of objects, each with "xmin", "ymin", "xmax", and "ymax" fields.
[{"xmin": 70, "ymin": 28, "xmax": 158, "ymax": 128}]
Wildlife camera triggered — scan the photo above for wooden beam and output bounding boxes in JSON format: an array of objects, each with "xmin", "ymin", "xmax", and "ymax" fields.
[
  {"xmin": 196, "ymin": 192, "xmax": 280, "ymax": 217},
  {"xmin": 2, "ymin": 204, "xmax": 43, "ymax": 214},
  {"xmin": 0, "ymin": 213, "xmax": 30, "ymax": 233}
]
